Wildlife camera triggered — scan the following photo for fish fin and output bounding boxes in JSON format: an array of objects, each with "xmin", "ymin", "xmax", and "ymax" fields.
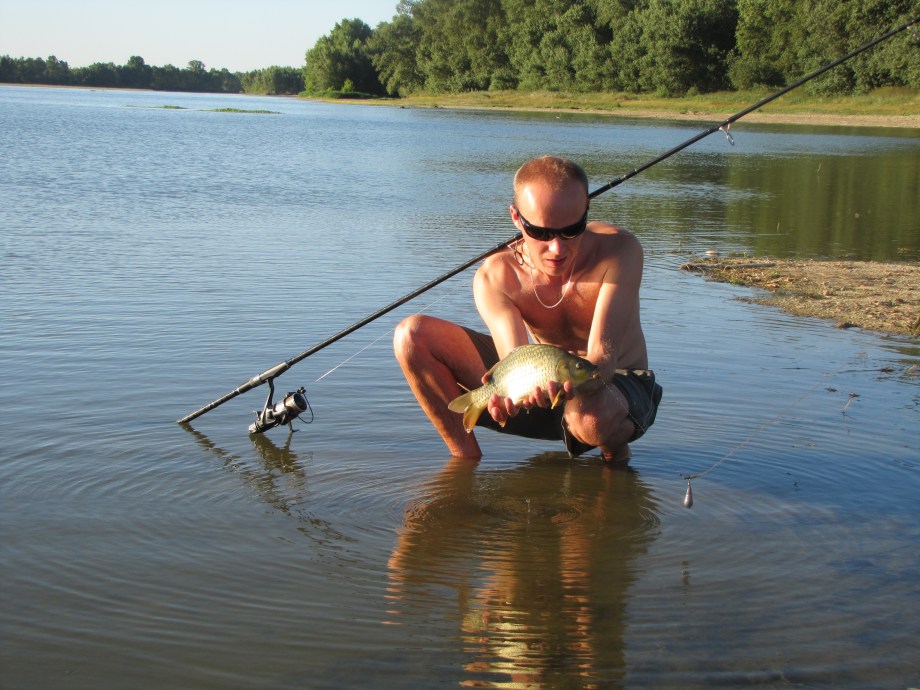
[{"xmin": 550, "ymin": 389, "xmax": 565, "ymax": 408}]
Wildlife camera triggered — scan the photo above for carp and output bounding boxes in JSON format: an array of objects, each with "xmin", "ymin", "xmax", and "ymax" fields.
[{"xmin": 448, "ymin": 344, "xmax": 599, "ymax": 431}]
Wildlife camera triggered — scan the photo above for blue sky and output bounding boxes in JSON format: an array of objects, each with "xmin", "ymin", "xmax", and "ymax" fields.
[{"xmin": 0, "ymin": 0, "xmax": 400, "ymax": 72}]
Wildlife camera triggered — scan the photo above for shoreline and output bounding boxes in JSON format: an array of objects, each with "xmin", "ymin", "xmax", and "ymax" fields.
[
  {"xmin": 5, "ymin": 83, "xmax": 918, "ymax": 129},
  {"xmin": 334, "ymin": 88, "xmax": 920, "ymax": 130},
  {"xmin": 387, "ymin": 101, "xmax": 920, "ymax": 130},
  {"xmin": 681, "ymin": 257, "xmax": 920, "ymax": 338}
]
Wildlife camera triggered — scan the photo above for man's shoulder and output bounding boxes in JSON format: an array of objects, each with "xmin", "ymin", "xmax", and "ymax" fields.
[
  {"xmin": 475, "ymin": 247, "xmax": 522, "ymax": 288},
  {"xmin": 587, "ymin": 224, "xmax": 643, "ymax": 259},
  {"xmin": 589, "ymin": 221, "xmax": 638, "ymax": 241}
]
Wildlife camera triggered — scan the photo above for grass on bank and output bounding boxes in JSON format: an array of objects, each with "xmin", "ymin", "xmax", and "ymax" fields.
[{"xmin": 304, "ymin": 86, "xmax": 919, "ymax": 119}]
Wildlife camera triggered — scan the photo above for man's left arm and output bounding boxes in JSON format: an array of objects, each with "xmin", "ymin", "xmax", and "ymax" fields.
[{"xmin": 584, "ymin": 231, "xmax": 644, "ymax": 377}]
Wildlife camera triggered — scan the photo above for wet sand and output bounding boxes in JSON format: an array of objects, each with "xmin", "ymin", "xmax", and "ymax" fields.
[{"xmin": 681, "ymin": 257, "xmax": 920, "ymax": 337}]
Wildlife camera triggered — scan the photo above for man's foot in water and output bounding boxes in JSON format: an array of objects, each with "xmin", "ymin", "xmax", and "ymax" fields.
[{"xmin": 602, "ymin": 445, "xmax": 631, "ymax": 467}]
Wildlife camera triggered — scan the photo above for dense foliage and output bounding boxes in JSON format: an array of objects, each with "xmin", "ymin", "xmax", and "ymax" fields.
[
  {"xmin": 0, "ymin": 55, "xmax": 306, "ymax": 95},
  {"xmin": 303, "ymin": 18, "xmax": 383, "ymax": 95},
  {"xmin": 3, "ymin": 0, "xmax": 916, "ymax": 98},
  {"xmin": 239, "ymin": 66, "xmax": 305, "ymax": 95},
  {"xmin": 305, "ymin": 0, "xmax": 918, "ymax": 96},
  {"xmin": 0, "ymin": 55, "xmax": 246, "ymax": 93}
]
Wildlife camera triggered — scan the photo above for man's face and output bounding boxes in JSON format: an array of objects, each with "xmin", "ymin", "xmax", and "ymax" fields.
[{"xmin": 511, "ymin": 179, "xmax": 588, "ymax": 277}]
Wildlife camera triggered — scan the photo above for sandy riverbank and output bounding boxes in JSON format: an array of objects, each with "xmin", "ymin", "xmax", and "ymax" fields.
[
  {"xmin": 398, "ymin": 102, "xmax": 920, "ymax": 129},
  {"xmin": 681, "ymin": 257, "xmax": 920, "ymax": 337},
  {"xmin": 381, "ymin": 89, "xmax": 920, "ymax": 130}
]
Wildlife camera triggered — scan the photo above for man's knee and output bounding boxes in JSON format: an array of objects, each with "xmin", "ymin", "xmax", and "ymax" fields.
[
  {"xmin": 393, "ymin": 314, "xmax": 424, "ymax": 362},
  {"xmin": 564, "ymin": 402, "xmax": 633, "ymax": 450},
  {"xmin": 394, "ymin": 314, "xmax": 448, "ymax": 367}
]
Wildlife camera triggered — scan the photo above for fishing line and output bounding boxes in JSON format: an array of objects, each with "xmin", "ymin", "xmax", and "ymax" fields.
[
  {"xmin": 676, "ymin": 359, "xmax": 861, "ymax": 508},
  {"xmin": 313, "ymin": 330, "xmax": 395, "ymax": 382},
  {"xmin": 313, "ymin": 292, "xmax": 453, "ymax": 383}
]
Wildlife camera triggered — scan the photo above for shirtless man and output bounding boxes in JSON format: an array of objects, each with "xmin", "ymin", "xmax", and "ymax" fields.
[{"xmin": 394, "ymin": 156, "xmax": 661, "ymax": 463}]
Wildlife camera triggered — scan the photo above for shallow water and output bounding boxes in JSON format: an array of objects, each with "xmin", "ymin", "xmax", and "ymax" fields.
[{"xmin": 1, "ymin": 85, "xmax": 918, "ymax": 688}]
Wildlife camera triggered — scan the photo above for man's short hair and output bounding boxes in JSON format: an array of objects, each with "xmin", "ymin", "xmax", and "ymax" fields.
[{"xmin": 514, "ymin": 156, "xmax": 589, "ymax": 203}]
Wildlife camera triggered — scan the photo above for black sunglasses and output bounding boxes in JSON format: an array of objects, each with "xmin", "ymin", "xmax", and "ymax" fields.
[{"xmin": 513, "ymin": 205, "xmax": 589, "ymax": 241}]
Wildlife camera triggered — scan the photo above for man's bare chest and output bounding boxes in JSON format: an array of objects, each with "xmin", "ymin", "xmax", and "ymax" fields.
[{"xmin": 518, "ymin": 281, "xmax": 599, "ymax": 349}]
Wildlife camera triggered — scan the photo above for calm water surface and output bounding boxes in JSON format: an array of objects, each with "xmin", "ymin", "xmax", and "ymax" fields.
[{"xmin": 1, "ymin": 85, "xmax": 918, "ymax": 689}]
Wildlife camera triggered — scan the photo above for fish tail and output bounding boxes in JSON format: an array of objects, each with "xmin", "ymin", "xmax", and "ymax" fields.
[
  {"xmin": 447, "ymin": 391, "xmax": 472, "ymax": 414},
  {"xmin": 463, "ymin": 403, "xmax": 487, "ymax": 431},
  {"xmin": 447, "ymin": 391, "xmax": 487, "ymax": 432}
]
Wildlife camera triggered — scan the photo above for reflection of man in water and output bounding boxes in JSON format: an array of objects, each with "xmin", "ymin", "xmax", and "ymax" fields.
[
  {"xmin": 395, "ymin": 156, "xmax": 661, "ymax": 465},
  {"xmin": 386, "ymin": 457, "xmax": 658, "ymax": 685}
]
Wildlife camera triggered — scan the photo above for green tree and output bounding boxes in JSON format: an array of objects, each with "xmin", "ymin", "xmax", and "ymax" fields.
[
  {"xmin": 797, "ymin": 0, "xmax": 920, "ymax": 94},
  {"xmin": 0, "ymin": 55, "xmax": 15, "ymax": 83},
  {"xmin": 413, "ymin": 0, "xmax": 508, "ymax": 92},
  {"xmin": 609, "ymin": 8, "xmax": 646, "ymax": 91},
  {"xmin": 861, "ymin": 0, "xmax": 920, "ymax": 91},
  {"xmin": 43, "ymin": 55, "xmax": 70, "ymax": 84},
  {"xmin": 76, "ymin": 61, "xmax": 120, "ymax": 87},
  {"xmin": 631, "ymin": 0, "xmax": 738, "ymax": 95},
  {"xmin": 303, "ymin": 18, "xmax": 383, "ymax": 94},
  {"xmin": 587, "ymin": 0, "xmax": 641, "ymax": 26},
  {"xmin": 368, "ymin": 13, "xmax": 425, "ymax": 95},
  {"xmin": 241, "ymin": 65, "xmax": 304, "ymax": 94},
  {"xmin": 17, "ymin": 56, "xmax": 48, "ymax": 84},
  {"xmin": 150, "ymin": 63, "xmax": 181, "ymax": 90},
  {"xmin": 183, "ymin": 59, "xmax": 208, "ymax": 91},
  {"xmin": 501, "ymin": 0, "xmax": 614, "ymax": 92},
  {"xmin": 213, "ymin": 67, "xmax": 243, "ymax": 93},
  {"xmin": 729, "ymin": 0, "xmax": 800, "ymax": 88},
  {"xmin": 119, "ymin": 55, "xmax": 153, "ymax": 89},
  {"xmin": 731, "ymin": 0, "xmax": 919, "ymax": 94}
]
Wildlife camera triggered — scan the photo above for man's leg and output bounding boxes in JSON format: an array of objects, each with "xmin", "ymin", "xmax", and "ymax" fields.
[
  {"xmin": 563, "ymin": 383, "xmax": 635, "ymax": 466},
  {"xmin": 393, "ymin": 314, "xmax": 489, "ymax": 458}
]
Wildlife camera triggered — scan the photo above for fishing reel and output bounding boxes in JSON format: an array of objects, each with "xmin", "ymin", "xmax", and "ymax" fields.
[{"xmin": 248, "ymin": 378, "xmax": 312, "ymax": 435}]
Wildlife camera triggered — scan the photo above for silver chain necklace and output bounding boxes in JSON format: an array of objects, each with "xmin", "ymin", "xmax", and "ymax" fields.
[{"xmin": 527, "ymin": 245, "xmax": 579, "ymax": 309}]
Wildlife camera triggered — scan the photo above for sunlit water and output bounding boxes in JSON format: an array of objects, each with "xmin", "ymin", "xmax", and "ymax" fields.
[{"xmin": 1, "ymin": 85, "xmax": 918, "ymax": 689}]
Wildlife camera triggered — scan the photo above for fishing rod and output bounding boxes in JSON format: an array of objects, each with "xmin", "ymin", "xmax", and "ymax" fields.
[
  {"xmin": 178, "ymin": 15, "xmax": 918, "ymax": 433},
  {"xmin": 177, "ymin": 237, "xmax": 513, "ymax": 428}
]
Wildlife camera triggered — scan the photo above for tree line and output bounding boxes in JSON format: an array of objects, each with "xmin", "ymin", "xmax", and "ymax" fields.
[
  {"xmin": 3, "ymin": 0, "xmax": 917, "ymax": 98},
  {"xmin": 0, "ymin": 55, "xmax": 305, "ymax": 95},
  {"xmin": 305, "ymin": 0, "xmax": 919, "ymax": 97}
]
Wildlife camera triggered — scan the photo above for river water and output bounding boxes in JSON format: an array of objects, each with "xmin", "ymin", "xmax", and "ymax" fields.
[{"xmin": 1, "ymin": 85, "xmax": 918, "ymax": 689}]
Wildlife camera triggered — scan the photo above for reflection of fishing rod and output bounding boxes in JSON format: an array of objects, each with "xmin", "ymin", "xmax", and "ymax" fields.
[{"xmin": 177, "ymin": 16, "xmax": 917, "ymax": 433}]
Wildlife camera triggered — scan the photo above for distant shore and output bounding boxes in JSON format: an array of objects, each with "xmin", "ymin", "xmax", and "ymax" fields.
[
  {"xmin": 397, "ymin": 103, "xmax": 920, "ymax": 129},
  {"xmin": 337, "ymin": 87, "xmax": 920, "ymax": 130},
  {"xmin": 6, "ymin": 82, "xmax": 918, "ymax": 129}
]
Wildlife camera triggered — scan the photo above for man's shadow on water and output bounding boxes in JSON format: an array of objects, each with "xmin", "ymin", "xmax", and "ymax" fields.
[{"xmin": 386, "ymin": 453, "xmax": 661, "ymax": 687}]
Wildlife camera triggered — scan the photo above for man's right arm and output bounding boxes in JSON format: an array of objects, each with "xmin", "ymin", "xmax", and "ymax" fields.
[
  {"xmin": 472, "ymin": 258, "xmax": 534, "ymax": 424},
  {"xmin": 473, "ymin": 258, "xmax": 529, "ymax": 360}
]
